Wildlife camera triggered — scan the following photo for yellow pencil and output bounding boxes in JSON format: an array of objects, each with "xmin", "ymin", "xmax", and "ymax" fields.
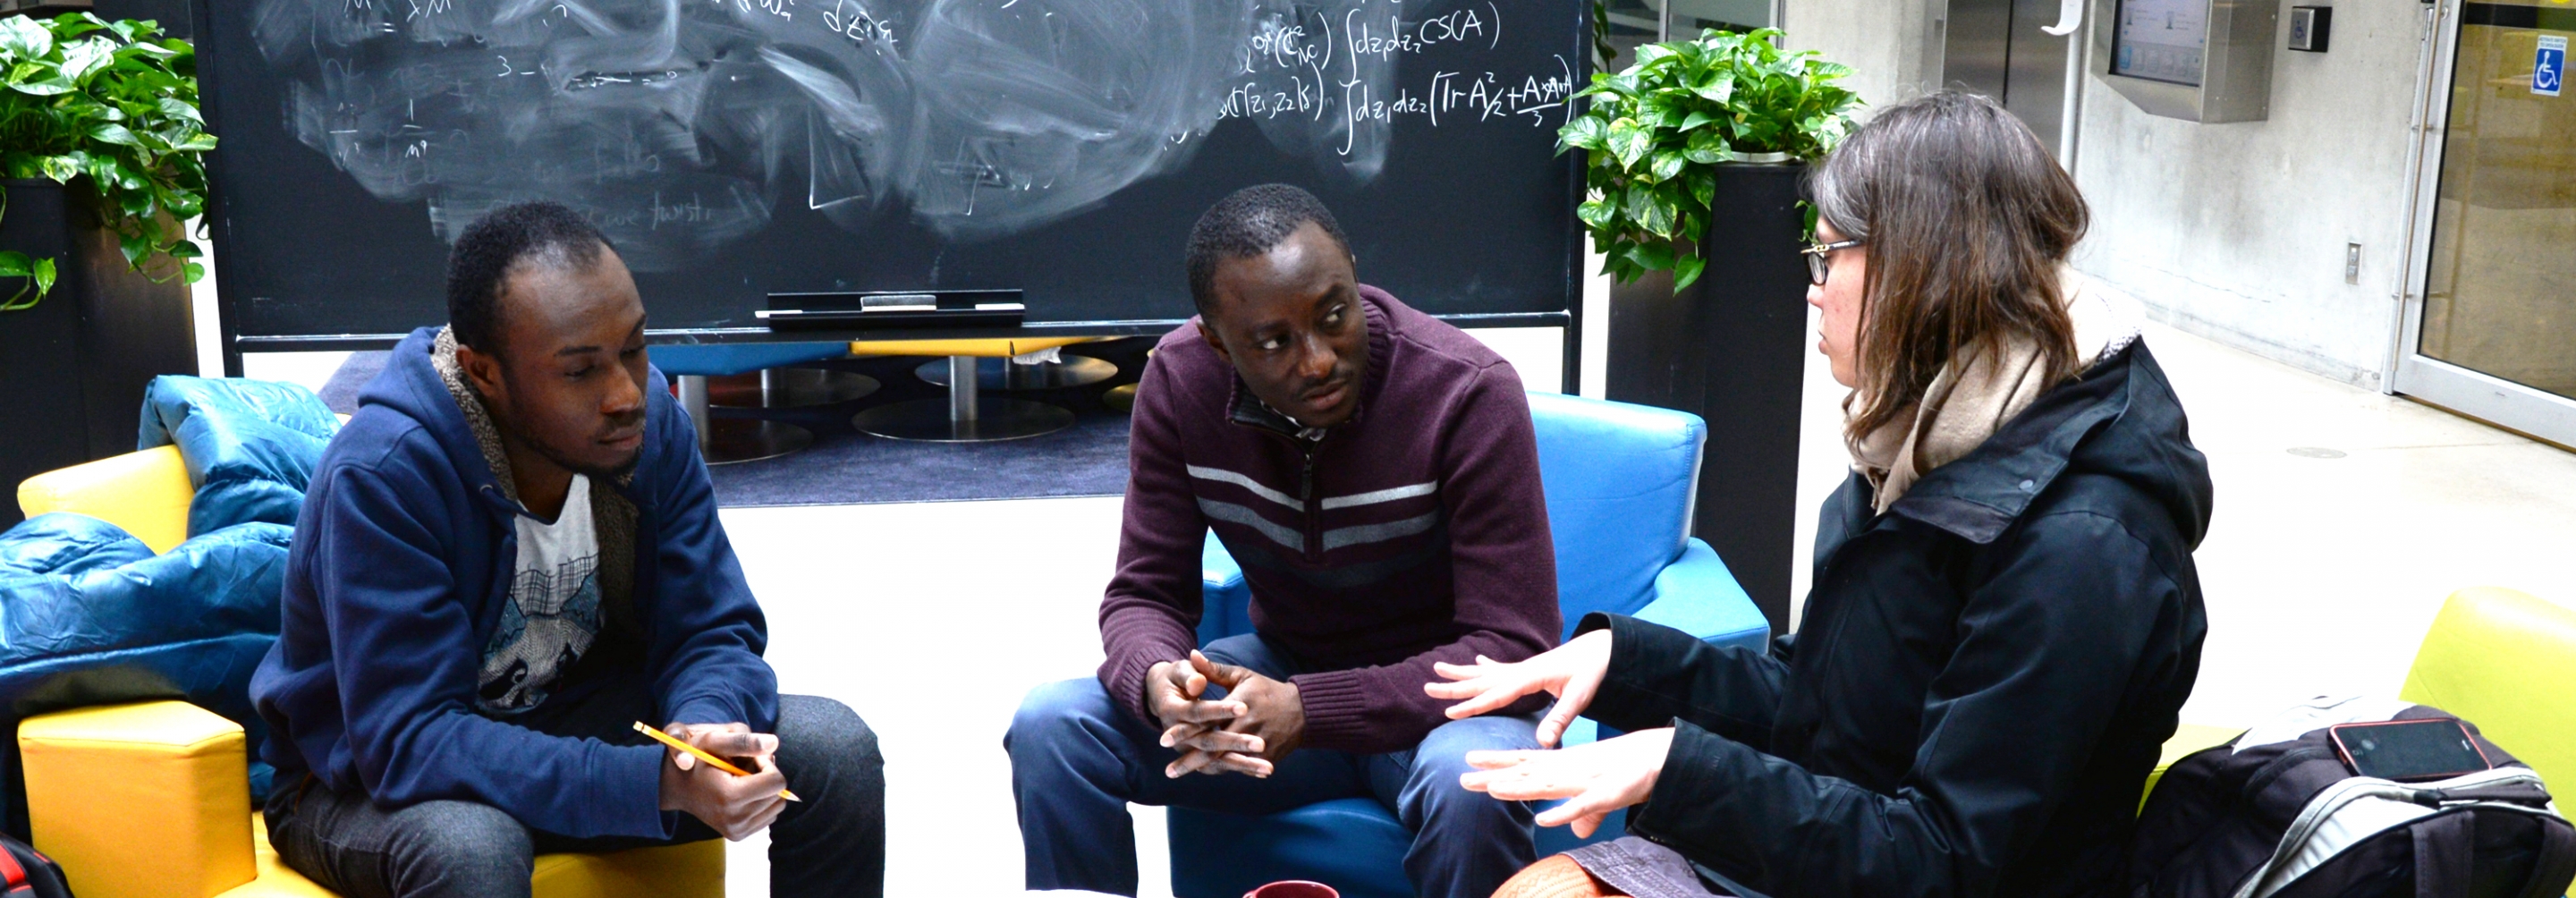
[{"xmin": 633, "ymin": 722, "xmax": 802, "ymax": 802}]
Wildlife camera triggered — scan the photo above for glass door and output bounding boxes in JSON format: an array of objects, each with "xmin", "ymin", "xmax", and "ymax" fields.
[{"xmin": 2398, "ymin": 0, "xmax": 2576, "ymax": 446}]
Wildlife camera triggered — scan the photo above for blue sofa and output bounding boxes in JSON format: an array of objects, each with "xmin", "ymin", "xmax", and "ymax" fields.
[{"xmin": 1169, "ymin": 391, "xmax": 1772, "ymax": 898}]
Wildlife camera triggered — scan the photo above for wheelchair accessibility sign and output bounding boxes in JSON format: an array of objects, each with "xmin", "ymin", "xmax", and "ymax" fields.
[{"xmin": 2540, "ymin": 35, "xmax": 2566, "ymax": 97}]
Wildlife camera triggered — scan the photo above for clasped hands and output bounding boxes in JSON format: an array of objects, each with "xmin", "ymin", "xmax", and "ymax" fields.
[
  {"xmin": 656, "ymin": 722, "xmax": 789, "ymax": 841},
  {"xmin": 1423, "ymin": 629, "xmax": 1671, "ymax": 838},
  {"xmin": 1146, "ymin": 650, "xmax": 1305, "ymax": 778}
]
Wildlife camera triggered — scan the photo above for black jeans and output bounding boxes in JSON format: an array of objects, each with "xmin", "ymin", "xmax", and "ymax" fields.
[{"xmin": 265, "ymin": 686, "xmax": 885, "ymax": 898}]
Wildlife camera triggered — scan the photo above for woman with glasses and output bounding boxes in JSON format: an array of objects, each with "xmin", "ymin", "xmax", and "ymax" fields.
[{"xmin": 1432, "ymin": 91, "xmax": 2213, "ymax": 898}]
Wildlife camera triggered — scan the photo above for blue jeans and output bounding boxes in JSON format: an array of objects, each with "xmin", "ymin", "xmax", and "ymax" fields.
[
  {"xmin": 265, "ymin": 691, "xmax": 885, "ymax": 898},
  {"xmin": 1005, "ymin": 634, "xmax": 1540, "ymax": 898}
]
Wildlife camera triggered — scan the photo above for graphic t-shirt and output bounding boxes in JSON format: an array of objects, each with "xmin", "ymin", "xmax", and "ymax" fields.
[{"xmin": 477, "ymin": 474, "xmax": 603, "ymax": 714}]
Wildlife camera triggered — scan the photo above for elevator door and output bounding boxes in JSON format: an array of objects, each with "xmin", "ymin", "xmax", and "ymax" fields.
[{"xmin": 1944, "ymin": 0, "xmax": 2073, "ymax": 155}]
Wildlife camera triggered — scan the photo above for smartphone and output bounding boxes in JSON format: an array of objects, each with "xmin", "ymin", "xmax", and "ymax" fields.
[{"xmin": 2328, "ymin": 718, "xmax": 2494, "ymax": 782}]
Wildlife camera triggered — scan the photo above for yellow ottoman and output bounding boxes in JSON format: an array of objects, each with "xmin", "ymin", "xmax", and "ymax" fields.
[{"xmin": 19, "ymin": 701, "xmax": 724, "ymax": 898}]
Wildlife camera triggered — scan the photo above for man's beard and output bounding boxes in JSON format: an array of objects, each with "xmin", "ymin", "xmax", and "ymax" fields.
[{"xmin": 535, "ymin": 436, "xmax": 641, "ymax": 482}]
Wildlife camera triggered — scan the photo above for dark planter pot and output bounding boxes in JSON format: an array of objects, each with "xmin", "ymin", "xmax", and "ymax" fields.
[
  {"xmin": 0, "ymin": 178, "xmax": 197, "ymax": 529},
  {"xmin": 1605, "ymin": 163, "xmax": 1807, "ymax": 633}
]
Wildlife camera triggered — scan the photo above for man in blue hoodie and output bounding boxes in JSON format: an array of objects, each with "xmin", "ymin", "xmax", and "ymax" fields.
[{"xmin": 250, "ymin": 202, "xmax": 884, "ymax": 898}]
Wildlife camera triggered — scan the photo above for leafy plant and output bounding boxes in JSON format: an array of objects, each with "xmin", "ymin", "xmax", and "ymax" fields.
[
  {"xmin": 0, "ymin": 13, "xmax": 214, "ymax": 311},
  {"xmin": 1558, "ymin": 28, "xmax": 1860, "ymax": 290}
]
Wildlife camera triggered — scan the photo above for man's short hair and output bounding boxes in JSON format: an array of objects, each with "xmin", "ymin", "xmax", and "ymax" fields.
[
  {"xmin": 446, "ymin": 201, "xmax": 613, "ymax": 357},
  {"xmin": 1184, "ymin": 184, "xmax": 1352, "ymax": 318}
]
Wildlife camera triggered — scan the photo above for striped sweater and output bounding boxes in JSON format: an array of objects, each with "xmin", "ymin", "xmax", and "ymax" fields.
[{"xmin": 1097, "ymin": 286, "xmax": 1560, "ymax": 754}]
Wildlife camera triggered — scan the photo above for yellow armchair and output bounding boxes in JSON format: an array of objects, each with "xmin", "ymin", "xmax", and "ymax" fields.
[
  {"xmin": 2399, "ymin": 587, "xmax": 2576, "ymax": 792},
  {"xmin": 13, "ymin": 440, "xmax": 725, "ymax": 898},
  {"xmin": 2140, "ymin": 586, "xmax": 2576, "ymax": 814}
]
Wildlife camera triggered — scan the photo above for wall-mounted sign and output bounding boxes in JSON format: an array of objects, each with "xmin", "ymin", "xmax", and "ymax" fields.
[{"xmin": 2539, "ymin": 35, "xmax": 2567, "ymax": 97}]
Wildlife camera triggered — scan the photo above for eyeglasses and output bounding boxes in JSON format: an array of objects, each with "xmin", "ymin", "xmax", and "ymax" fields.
[{"xmin": 1801, "ymin": 238, "xmax": 1866, "ymax": 285}]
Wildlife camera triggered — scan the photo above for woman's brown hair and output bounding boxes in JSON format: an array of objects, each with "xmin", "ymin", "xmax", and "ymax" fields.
[{"xmin": 1809, "ymin": 91, "xmax": 2090, "ymax": 441}]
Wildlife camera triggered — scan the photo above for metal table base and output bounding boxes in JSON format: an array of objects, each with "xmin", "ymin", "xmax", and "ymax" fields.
[
  {"xmin": 709, "ymin": 368, "xmax": 881, "ymax": 408},
  {"xmin": 852, "ymin": 355, "xmax": 1075, "ymax": 442},
  {"xmin": 675, "ymin": 374, "xmax": 817, "ymax": 464}
]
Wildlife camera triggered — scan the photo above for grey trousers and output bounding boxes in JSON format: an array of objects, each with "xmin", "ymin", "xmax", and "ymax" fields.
[{"xmin": 265, "ymin": 690, "xmax": 885, "ymax": 898}]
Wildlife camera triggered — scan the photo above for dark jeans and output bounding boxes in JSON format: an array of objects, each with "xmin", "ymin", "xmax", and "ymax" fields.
[
  {"xmin": 265, "ymin": 687, "xmax": 885, "ymax": 898},
  {"xmin": 1005, "ymin": 633, "xmax": 1541, "ymax": 898}
]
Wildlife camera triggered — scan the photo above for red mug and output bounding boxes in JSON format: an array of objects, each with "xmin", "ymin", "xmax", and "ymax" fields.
[{"xmin": 1243, "ymin": 882, "xmax": 1338, "ymax": 898}]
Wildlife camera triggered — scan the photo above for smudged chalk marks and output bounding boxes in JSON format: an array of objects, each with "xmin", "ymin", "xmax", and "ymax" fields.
[{"xmin": 250, "ymin": 0, "xmax": 1573, "ymax": 269}]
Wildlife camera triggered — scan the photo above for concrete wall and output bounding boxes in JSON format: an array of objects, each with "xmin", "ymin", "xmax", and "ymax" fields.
[
  {"xmin": 1782, "ymin": 0, "xmax": 1943, "ymax": 108},
  {"xmin": 2069, "ymin": 1, "xmax": 2429, "ymax": 388},
  {"xmin": 1779, "ymin": 1, "xmax": 2432, "ymax": 388}
]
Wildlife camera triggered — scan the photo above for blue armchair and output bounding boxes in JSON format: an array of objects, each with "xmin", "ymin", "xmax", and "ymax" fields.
[{"xmin": 1169, "ymin": 391, "xmax": 1771, "ymax": 898}]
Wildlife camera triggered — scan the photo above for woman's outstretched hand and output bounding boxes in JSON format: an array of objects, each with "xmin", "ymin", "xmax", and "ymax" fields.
[
  {"xmin": 1425, "ymin": 629, "xmax": 1611, "ymax": 748},
  {"xmin": 1459, "ymin": 728, "xmax": 1674, "ymax": 839}
]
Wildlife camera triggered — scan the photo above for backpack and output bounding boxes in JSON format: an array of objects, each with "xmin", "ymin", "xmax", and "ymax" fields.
[
  {"xmin": 2130, "ymin": 697, "xmax": 2576, "ymax": 898},
  {"xmin": 0, "ymin": 834, "xmax": 69, "ymax": 897}
]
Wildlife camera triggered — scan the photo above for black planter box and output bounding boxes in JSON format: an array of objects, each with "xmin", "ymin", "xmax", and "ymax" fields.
[
  {"xmin": 0, "ymin": 178, "xmax": 196, "ymax": 529},
  {"xmin": 1605, "ymin": 163, "xmax": 1808, "ymax": 633}
]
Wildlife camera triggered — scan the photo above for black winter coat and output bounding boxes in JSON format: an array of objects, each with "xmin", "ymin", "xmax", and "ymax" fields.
[{"xmin": 1581, "ymin": 341, "xmax": 2214, "ymax": 898}]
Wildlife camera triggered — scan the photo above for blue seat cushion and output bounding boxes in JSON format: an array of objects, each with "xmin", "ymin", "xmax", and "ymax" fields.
[
  {"xmin": 1168, "ymin": 800, "xmax": 1413, "ymax": 898},
  {"xmin": 648, "ymin": 342, "xmax": 850, "ymax": 377}
]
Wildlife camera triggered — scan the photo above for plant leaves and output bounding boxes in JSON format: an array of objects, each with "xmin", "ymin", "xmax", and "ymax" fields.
[
  {"xmin": 31, "ymin": 257, "xmax": 55, "ymax": 297},
  {"xmin": 1606, "ymin": 118, "xmax": 1653, "ymax": 169},
  {"xmin": 37, "ymin": 155, "xmax": 78, "ymax": 182},
  {"xmin": 0, "ymin": 16, "xmax": 54, "ymax": 61},
  {"xmin": 0, "ymin": 250, "xmax": 30, "ymax": 277},
  {"xmin": 87, "ymin": 123, "xmax": 140, "ymax": 146},
  {"xmin": 1576, "ymin": 199, "xmax": 1617, "ymax": 230},
  {"xmin": 1673, "ymin": 254, "xmax": 1707, "ymax": 291},
  {"xmin": 156, "ymin": 96, "xmax": 203, "ymax": 124},
  {"xmin": 1557, "ymin": 114, "xmax": 1609, "ymax": 151},
  {"xmin": 1648, "ymin": 149, "xmax": 1687, "ymax": 183}
]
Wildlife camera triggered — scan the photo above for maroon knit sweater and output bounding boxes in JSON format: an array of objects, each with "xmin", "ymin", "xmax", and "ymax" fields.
[{"xmin": 1097, "ymin": 285, "xmax": 1560, "ymax": 754}]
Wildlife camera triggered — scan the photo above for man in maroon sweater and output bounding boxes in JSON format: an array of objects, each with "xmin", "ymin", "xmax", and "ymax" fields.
[{"xmin": 1005, "ymin": 184, "xmax": 1561, "ymax": 898}]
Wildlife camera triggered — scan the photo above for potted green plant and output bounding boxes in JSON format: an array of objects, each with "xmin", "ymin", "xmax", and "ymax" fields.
[
  {"xmin": 1562, "ymin": 27, "xmax": 1860, "ymax": 629},
  {"xmin": 0, "ymin": 11, "xmax": 215, "ymax": 528},
  {"xmin": 1557, "ymin": 27, "xmax": 1859, "ymax": 289}
]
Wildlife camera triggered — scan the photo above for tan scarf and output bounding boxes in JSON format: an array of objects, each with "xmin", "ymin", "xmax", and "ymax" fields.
[{"xmin": 1846, "ymin": 267, "xmax": 2142, "ymax": 514}]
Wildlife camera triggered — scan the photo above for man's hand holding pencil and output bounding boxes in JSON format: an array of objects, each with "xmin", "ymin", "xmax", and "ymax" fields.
[{"xmin": 648, "ymin": 721, "xmax": 792, "ymax": 841}]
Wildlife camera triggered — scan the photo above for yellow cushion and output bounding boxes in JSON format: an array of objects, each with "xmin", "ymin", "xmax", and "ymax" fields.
[
  {"xmin": 530, "ymin": 839, "xmax": 726, "ymax": 898},
  {"xmin": 15, "ymin": 445, "xmax": 193, "ymax": 555},
  {"xmin": 218, "ymin": 816, "xmax": 336, "ymax": 898},
  {"xmin": 19, "ymin": 701, "xmax": 257, "ymax": 898},
  {"xmin": 846, "ymin": 336, "xmax": 1097, "ymax": 358},
  {"xmin": 2139, "ymin": 723, "xmax": 2245, "ymax": 812},
  {"xmin": 216, "ymin": 815, "xmax": 724, "ymax": 898},
  {"xmin": 2400, "ymin": 587, "xmax": 2576, "ymax": 792}
]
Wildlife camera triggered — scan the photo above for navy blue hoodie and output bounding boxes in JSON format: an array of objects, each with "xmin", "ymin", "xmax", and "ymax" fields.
[{"xmin": 250, "ymin": 326, "xmax": 775, "ymax": 840}]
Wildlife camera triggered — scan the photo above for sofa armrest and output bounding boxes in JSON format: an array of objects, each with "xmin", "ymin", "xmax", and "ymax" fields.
[
  {"xmin": 1631, "ymin": 538, "xmax": 1769, "ymax": 653},
  {"xmin": 19, "ymin": 700, "xmax": 256, "ymax": 898}
]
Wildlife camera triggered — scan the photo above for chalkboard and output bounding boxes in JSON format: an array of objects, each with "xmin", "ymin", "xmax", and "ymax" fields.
[{"xmin": 199, "ymin": 0, "xmax": 1586, "ymax": 352}]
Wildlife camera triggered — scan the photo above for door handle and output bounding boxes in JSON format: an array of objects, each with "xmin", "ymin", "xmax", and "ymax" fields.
[{"xmin": 2041, "ymin": 0, "xmax": 2083, "ymax": 35}]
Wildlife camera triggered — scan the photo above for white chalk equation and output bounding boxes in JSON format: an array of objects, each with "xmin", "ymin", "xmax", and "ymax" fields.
[{"xmin": 253, "ymin": 0, "xmax": 1577, "ymax": 265}]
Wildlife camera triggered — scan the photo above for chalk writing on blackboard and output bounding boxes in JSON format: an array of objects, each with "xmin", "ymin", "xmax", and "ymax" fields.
[{"xmin": 250, "ymin": 0, "xmax": 1574, "ymax": 270}]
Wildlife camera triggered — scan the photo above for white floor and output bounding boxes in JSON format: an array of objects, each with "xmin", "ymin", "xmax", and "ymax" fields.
[
  {"xmin": 242, "ymin": 318, "xmax": 2576, "ymax": 896},
  {"xmin": 699, "ymin": 319, "xmax": 2576, "ymax": 896}
]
